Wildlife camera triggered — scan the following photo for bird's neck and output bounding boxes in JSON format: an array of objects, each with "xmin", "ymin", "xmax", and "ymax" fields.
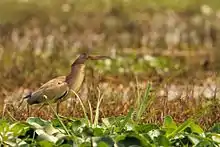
[{"xmin": 65, "ymin": 64, "xmax": 85, "ymax": 86}]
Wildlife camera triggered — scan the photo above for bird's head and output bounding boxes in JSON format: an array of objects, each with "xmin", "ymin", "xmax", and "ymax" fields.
[{"xmin": 72, "ymin": 53, "xmax": 111, "ymax": 65}]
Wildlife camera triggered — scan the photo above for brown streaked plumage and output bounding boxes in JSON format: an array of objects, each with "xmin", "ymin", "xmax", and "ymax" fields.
[{"xmin": 23, "ymin": 53, "xmax": 110, "ymax": 109}]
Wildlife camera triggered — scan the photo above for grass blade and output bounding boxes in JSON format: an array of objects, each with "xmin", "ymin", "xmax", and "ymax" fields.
[
  {"xmin": 94, "ymin": 88, "xmax": 104, "ymax": 127},
  {"xmin": 136, "ymin": 83, "xmax": 151, "ymax": 122}
]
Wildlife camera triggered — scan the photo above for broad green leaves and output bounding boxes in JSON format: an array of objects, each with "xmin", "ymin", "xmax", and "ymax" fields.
[{"xmin": 0, "ymin": 116, "xmax": 219, "ymax": 146}]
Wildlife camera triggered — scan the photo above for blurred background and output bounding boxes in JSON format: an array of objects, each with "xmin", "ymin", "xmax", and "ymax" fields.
[{"xmin": 0, "ymin": 0, "xmax": 220, "ymax": 128}]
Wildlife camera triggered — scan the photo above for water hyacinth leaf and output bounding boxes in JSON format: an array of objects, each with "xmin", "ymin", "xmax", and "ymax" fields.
[
  {"xmin": 170, "ymin": 134, "xmax": 193, "ymax": 146},
  {"xmin": 97, "ymin": 141, "xmax": 109, "ymax": 147},
  {"xmin": 44, "ymin": 124, "xmax": 60, "ymax": 135},
  {"xmin": 163, "ymin": 116, "xmax": 177, "ymax": 137},
  {"xmin": 56, "ymin": 136, "xmax": 75, "ymax": 146},
  {"xmin": 195, "ymin": 140, "xmax": 217, "ymax": 147},
  {"xmin": 82, "ymin": 126, "xmax": 93, "ymax": 137},
  {"xmin": 187, "ymin": 135, "xmax": 200, "ymax": 145},
  {"xmin": 147, "ymin": 129, "xmax": 161, "ymax": 140},
  {"xmin": 78, "ymin": 142, "xmax": 91, "ymax": 147},
  {"xmin": 209, "ymin": 123, "xmax": 220, "ymax": 133},
  {"xmin": 0, "ymin": 119, "xmax": 9, "ymax": 131},
  {"xmin": 59, "ymin": 144, "xmax": 73, "ymax": 147},
  {"xmin": 4, "ymin": 138, "xmax": 28, "ymax": 147},
  {"xmin": 134, "ymin": 124, "xmax": 159, "ymax": 134},
  {"xmin": 71, "ymin": 120, "xmax": 85, "ymax": 131},
  {"xmin": 17, "ymin": 140, "xmax": 29, "ymax": 147},
  {"xmin": 102, "ymin": 118, "xmax": 111, "ymax": 127},
  {"xmin": 92, "ymin": 136, "xmax": 114, "ymax": 146},
  {"xmin": 102, "ymin": 116, "xmax": 128, "ymax": 129},
  {"xmin": 3, "ymin": 140, "xmax": 17, "ymax": 147},
  {"xmin": 116, "ymin": 134, "xmax": 151, "ymax": 147},
  {"xmin": 93, "ymin": 128, "xmax": 105, "ymax": 136},
  {"xmin": 27, "ymin": 117, "xmax": 50, "ymax": 129},
  {"xmin": 189, "ymin": 123, "xmax": 204, "ymax": 134},
  {"xmin": 38, "ymin": 140, "xmax": 54, "ymax": 147},
  {"xmin": 36, "ymin": 129, "xmax": 58, "ymax": 143},
  {"xmin": 114, "ymin": 134, "xmax": 126, "ymax": 142},
  {"xmin": 9, "ymin": 122, "xmax": 31, "ymax": 136},
  {"xmin": 118, "ymin": 108, "xmax": 134, "ymax": 131},
  {"xmin": 211, "ymin": 133, "xmax": 220, "ymax": 144},
  {"xmin": 163, "ymin": 116, "xmax": 177, "ymax": 129},
  {"xmin": 167, "ymin": 119, "xmax": 194, "ymax": 139},
  {"xmin": 116, "ymin": 135, "xmax": 142, "ymax": 146},
  {"xmin": 155, "ymin": 135, "xmax": 170, "ymax": 147}
]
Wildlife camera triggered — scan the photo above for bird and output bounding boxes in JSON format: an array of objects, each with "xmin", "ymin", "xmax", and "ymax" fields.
[{"xmin": 21, "ymin": 53, "xmax": 110, "ymax": 113}]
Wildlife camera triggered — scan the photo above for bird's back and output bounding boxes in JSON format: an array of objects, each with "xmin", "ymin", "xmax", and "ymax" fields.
[{"xmin": 27, "ymin": 76, "xmax": 69, "ymax": 105}]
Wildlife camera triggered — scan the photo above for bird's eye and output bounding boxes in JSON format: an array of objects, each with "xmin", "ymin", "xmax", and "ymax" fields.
[{"xmin": 58, "ymin": 82, "xmax": 61, "ymax": 84}]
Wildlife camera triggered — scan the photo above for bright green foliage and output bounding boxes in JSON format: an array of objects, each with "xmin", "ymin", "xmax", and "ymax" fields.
[{"xmin": 0, "ymin": 116, "xmax": 219, "ymax": 146}]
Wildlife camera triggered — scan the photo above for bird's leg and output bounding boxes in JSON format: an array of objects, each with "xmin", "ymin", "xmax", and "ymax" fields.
[
  {"xmin": 2, "ymin": 103, "xmax": 7, "ymax": 117},
  {"xmin": 27, "ymin": 104, "xmax": 30, "ymax": 117},
  {"xmin": 18, "ymin": 98, "xmax": 25, "ymax": 109},
  {"xmin": 56, "ymin": 101, "xmax": 60, "ymax": 115},
  {"xmin": 56, "ymin": 100, "xmax": 66, "ymax": 118},
  {"xmin": 71, "ymin": 95, "xmax": 75, "ymax": 116},
  {"xmin": 32, "ymin": 104, "xmax": 45, "ymax": 115}
]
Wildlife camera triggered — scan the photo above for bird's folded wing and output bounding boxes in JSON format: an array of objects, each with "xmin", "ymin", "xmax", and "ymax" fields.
[
  {"xmin": 39, "ymin": 76, "xmax": 66, "ymax": 90},
  {"xmin": 44, "ymin": 82, "xmax": 70, "ymax": 102},
  {"xmin": 27, "ymin": 78, "xmax": 69, "ymax": 104}
]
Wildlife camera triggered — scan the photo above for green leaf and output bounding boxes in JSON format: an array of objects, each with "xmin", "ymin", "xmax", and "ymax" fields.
[
  {"xmin": 38, "ymin": 140, "xmax": 54, "ymax": 147},
  {"xmin": 209, "ymin": 123, "xmax": 220, "ymax": 133},
  {"xmin": 116, "ymin": 133, "xmax": 151, "ymax": 146},
  {"xmin": 44, "ymin": 124, "xmax": 60, "ymax": 135},
  {"xmin": 0, "ymin": 119, "xmax": 9, "ymax": 132},
  {"xmin": 36, "ymin": 129, "xmax": 59, "ymax": 143},
  {"xmin": 135, "ymin": 124, "xmax": 159, "ymax": 134},
  {"xmin": 187, "ymin": 134, "xmax": 200, "ymax": 145},
  {"xmin": 93, "ymin": 136, "xmax": 114, "ymax": 146},
  {"xmin": 56, "ymin": 136, "xmax": 75, "ymax": 146},
  {"xmin": 163, "ymin": 116, "xmax": 177, "ymax": 129},
  {"xmin": 9, "ymin": 122, "xmax": 31, "ymax": 137},
  {"xmin": 195, "ymin": 140, "xmax": 216, "ymax": 147},
  {"xmin": 118, "ymin": 108, "xmax": 134, "ymax": 130},
  {"xmin": 211, "ymin": 133, "xmax": 220, "ymax": 144},
  {"xmin": 97, "ymin": 141, "xmax": 109, "ymax": 147},
  {"xmin": 155, "ymin": 135, "xmax": 170, "ymax": 147},
  {"xmin": 190, "ymin": 123, "xmax": 204, "ymax": 134},
  {"xmin": 79, "ymin": 142, "xmax": 91, "ymax": 147},
  {"xmin": 27, "ymin": 117, "xmax": 50, "ymax": 129},
  {"xmin": 93, "ymin": 128, "xmax": 104, "ymax": 136},
  {"xmin": 167, "ymin": 119, "xmax": 194, "ymax": 139},
  {"xmin": 59, "ymin": 144, "xmax": 74, "ymax": 147},
  {"xmin": 163, "ymin": 116, "xmax": 177, "ymax": 136}
]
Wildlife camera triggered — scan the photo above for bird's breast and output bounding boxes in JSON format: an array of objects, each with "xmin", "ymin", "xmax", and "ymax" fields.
[{"xmin": 69, "ymin": 65, "xmax": 85, "ymax": 92}]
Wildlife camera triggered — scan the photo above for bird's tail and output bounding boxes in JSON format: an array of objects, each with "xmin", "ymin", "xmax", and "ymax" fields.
[
  {"xmin": 23, "ymin": 93, "xmax": 32, "ymax": 99},
  {"xmin": 18, "ymin": 92, "xmax": 32, "ymax": 108}
]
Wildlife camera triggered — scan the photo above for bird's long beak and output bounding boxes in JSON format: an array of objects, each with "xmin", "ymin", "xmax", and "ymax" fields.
[{"xmin": 88, "ymin": 55, "xmax": 111, "ymax": 60}]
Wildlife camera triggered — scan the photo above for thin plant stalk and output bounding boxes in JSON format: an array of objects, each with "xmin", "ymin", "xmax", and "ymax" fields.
[
  {"xmin": 43, "ymin": 95, "xmax": 71, "ymax": 136},
  {"xmin": 135, "ymin": 75, "xmax": 141, "ymax": 109},
  {"xmin": 87, "ymin": 100, "xmax": 93, "ymax": 124},
  {"xmin": 71, "ymin": 90, "xmax": 91, "ymax": 126},
  {"xmin": 6, "ymin": 109, "xmax": 17, "ymax": 121},
  {"xmin": 94, "ymin": 88, "xmax": 105, "ymax": 127}
]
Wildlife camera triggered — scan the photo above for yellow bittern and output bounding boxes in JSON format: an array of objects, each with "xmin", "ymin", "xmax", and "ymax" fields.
[{"xmin": 22, "ymin": 53, "xmax": 109, "ymax": 113}]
